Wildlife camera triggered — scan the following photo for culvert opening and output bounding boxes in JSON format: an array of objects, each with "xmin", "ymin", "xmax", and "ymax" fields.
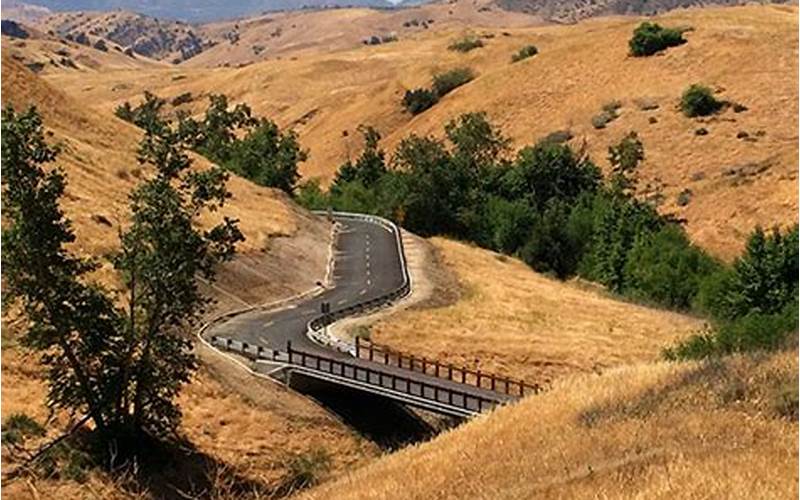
[{"xmin": 287, "ymin": 373, "xmax": 461, "ymax": 450}]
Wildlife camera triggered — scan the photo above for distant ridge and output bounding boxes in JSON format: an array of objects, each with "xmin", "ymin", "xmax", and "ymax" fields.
[
  {"xmin": 495, "ymin": 0, "xmax": 794, "ymax": 23},
  {"xmin": 3, "ymin": 0, "xmax": 415, "ymax": 22}
]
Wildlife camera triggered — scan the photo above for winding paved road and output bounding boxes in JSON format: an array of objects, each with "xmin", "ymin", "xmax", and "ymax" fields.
[
  {"xmin": 206, "ymin": 215, "xmax": 404, "ymax": 357},
  {"xmin": 205, "ymin": 213, "xmax": 516, "ymax": 414}
]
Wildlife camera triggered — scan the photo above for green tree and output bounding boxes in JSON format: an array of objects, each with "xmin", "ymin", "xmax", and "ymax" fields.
[
  {"xmin": 391, "ymin": 134, "xmax": 468, "ymax": 236},
  {"xmin": 607, "ymin": 131, "xmax": 644, "ymax": 195},
  {"xmin": 332, "ymin": 126, "xmax": 387, "ymax": 193},
  {"xmin": 521, "ymin": 199, "xmax": 584, "ymax": 279},
  {"xmin": 445, "ymin": 112, "xmax": 509, "ymax": 172},
  {"xmin": 114, "ymin": 91, "xmax": 168, "ymax": 133},
  {"xmin": 710, "ymin": 226, "xmax": 799, "ymax": 319},
  {"xmin": 227, "ymin": 119, "xmax": 307, "ymax": 193},
  {"xmin": 191, "ymin": 94, "xmax": 259, "ymax": 163},
  {"xmin": 623, "ymin": 225, "xmax": 719, "ymax": 309},
  {"xmin": 503, "ymin": 141, "xmax": 601, "ymax": 210},
  {"xmin": 2, "ymin": 106, "xmax": 124, "ymax": 438},
  {"xmin": 113, "ymin": 120, "xmax": 243, "ymax": 438},
  {"xmin": 2, "ymin": 105, "xmax": 243, "ymax": 446}
]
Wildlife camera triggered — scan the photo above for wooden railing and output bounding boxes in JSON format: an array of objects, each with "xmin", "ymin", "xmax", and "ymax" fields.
[{"xmin": 354, "ymin": 337, "xmax": 541, "ymax": 397}]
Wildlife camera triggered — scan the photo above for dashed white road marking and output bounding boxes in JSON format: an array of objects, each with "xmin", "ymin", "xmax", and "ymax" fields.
[
  {"xmin": 337, "ymin": 299, "xmax": 348, "ymax": 305},
  {"xmin": 359, "ymin": 289, "xmax": 367, "ymax": 295},
  {"xmin": 367, "ymin": 279, "xmax": 372, "ymax": 286}
]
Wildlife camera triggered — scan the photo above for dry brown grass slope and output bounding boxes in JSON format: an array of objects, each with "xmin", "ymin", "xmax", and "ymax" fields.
[
  {"xmin": 369, "ymin": 238, "xmax": 704, "ymax": 386},
  {"xmin": 303, "ymin": 349, "xmax": 798, "ymax": 499},
  {"xmin": 39, "ymin": 5, "xmax": 797, "ymax": 259},
  {"xmin": 1, "ymin": 55, "xmax": 375, "ymax": 498},
  {"xmin": 189, "ymin": 0, "xmax": 541, "ymax": 67}
]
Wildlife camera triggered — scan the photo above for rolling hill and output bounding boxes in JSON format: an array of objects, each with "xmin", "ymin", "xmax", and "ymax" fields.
[
  {"xmin": 0, "ymin": 3, "xmax": 796, "ymax": 498},
  {"xmin": 37, "ymin": 4, "xmax": 798, "ymax": 259}
]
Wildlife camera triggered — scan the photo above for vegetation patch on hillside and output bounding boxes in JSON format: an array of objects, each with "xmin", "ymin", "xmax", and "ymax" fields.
[{"xmin": 629, "ymin": 22, "xmax": 687, "ymax": 56}]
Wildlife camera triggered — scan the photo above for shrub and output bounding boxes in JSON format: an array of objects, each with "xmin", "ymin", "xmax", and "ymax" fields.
[
  {"xmin": 295, "ymin": 178, "xmax": 328, "ymax": 209},
  {"xmin": 279, "ymin": 448, "xmax": 331, "ymax": 493},
  {"xmin": 171, "ymin": 92, "xmax": 193, "ymax": 106},
  {"xmin": 432, "ymin": 67, "xmax": 475, "ymax": 97},
  {"xmin": 511, "ymin": 44, "xmax": 538, "ymax": 62},
  {"xmin": 2, "ymin": 413, "xmax": 45, "ymax": 445},
  {"xmin": 402, "ymin": 88, "xmax": 438, "ymax": 115},
  {"xmin": 591, "ymin": 111, "xmax": 616, "ymax": 129},
  {"xmin": 676, "ymin": 188, "xmax": 692, "ymax": 206},
  {"xmin": 629, "ymin": 22, "xmax": 686, "ymax": 57},
  {"xmin": 448, "ymin": 35, "xmax": 484, "ymax": 52},
  {"xmin": 665, "ymin": 304, "xmax": 797, "ymax": 360},
  {"xmin": 681, "ymin": 84, "xmax": 723, "ymax": 117}
]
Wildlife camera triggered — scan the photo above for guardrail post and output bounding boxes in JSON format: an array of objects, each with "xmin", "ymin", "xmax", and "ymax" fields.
[
  {"xmin": 461, "ymin": 369, "xmax": 466, "ymax": 384},
  {"xmin": 448, "ymin": 364, "xmax": 453, "ymax": 381},
  {"xmin": 491, "ymin": 375, "xmax": 496, "ymax": 392},
  {"xmin": 355, "ymin": 336, "xmax": 360, "ymax": 358},
  {"xmin": 422, "ymin": 358, "xmax": 427, "ymax": 374},
  {"xmin": 384, "ymin": 352, "xmax": 389, "ymax": 364},
  {"xmin": 520, "ymin": 383, "xmax": 525, "ymax": 397},
  {"xmin": 226, "ymin": 338, "xmax": 232, "ymax": 349},
  {"xmin": 435, "ymin": 361, "xmax": 440, "ymax": 378},
  {"xmin": 369, "ymin": 341, "xmax": 374, "ymax": 361},
  {"xmin": 477, "ymin": 370, "xmax": 482, "ymax": 389}
]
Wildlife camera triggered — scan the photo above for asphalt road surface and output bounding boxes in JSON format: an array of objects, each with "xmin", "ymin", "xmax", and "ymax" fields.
[
  {"xmin": 206, "ymin": 215, "xmax": 405, "ymax": 357},
  {"xmin": 205, "ymin": 214, "xmax": 516, "ymax": 408}
]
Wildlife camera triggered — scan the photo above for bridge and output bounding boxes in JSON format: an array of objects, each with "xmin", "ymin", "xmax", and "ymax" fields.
[{"xmin": 204, "ymin": 212, "xmax": 540, "ymax": 418}]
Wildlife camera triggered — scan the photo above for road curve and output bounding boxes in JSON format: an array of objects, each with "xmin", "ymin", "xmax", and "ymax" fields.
[
  {"xmin": 204, "ymin": 213, "xmax": 517, "ymax": 409},
  {"xmin": 205, "ymin": 214, "xmax": 405, "ymax": 357}
]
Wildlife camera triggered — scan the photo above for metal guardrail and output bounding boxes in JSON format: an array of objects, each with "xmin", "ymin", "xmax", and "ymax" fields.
[
  {"xmin": 306, "ymin": 211, "xmax": 412, "ymax": 354},
  {"xmin": 209, "ymin": 335, "xmax": 501, "ymax": 417}
]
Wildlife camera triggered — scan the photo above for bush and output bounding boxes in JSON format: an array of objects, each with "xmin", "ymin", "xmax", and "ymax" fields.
[
  {"xmin": 2, "ymin": 413, "xmax": 45, "ymax": 445},
  {"xmin": 279, "ymin": 448, "xmax": 331, "ymax": 493},
  {"xmin": 511, "ymin": 44, "xmax": 538, "ymax": 62},
  {"xmin": 591, "ymin": 111, "xmax": 616, "ymax": 129},
  {"xmin": 171, "ymin": 92, "xmax": 193, "ymax": 106},
  {"xmin": 402, "ymin": 88, "xmax": 438, "ymax": 115},
  {"xmin": 622, "ymin": 225, "xmax": 719, "ymax": 310},
  {"xmin": 432, "ymin": 68, "xmax": 475, "ymax": 97},
  {"xmin": 681, "ymin": 84, "xmax": 723, "ymax": 117},
  {"xmin": 665, "ymin": 303, "xmax": 797, "ymax": 360},
  {"xmin": 448, "ymin": 36, "xmax": 484, "ymax": 52},
  {"xmin": 629, "ymin": 22, "xmax": 686, "ymax": 57},
  {"xmin": 295, "ymin": 178, "xmax": 328, "ymax": 210}
]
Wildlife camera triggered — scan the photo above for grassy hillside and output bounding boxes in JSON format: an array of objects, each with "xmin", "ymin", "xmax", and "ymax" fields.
[
  {"xmin": 368, "ymin": 238, "xmax": 703, "ymax": 385},
  {"xmin": 304, "ymin": 348, "xmax": 798, "ymax": 499},
  {"xmin": 37, "ymin": 5, "xmax": 797, "ymax": 259},
  {"xmin": 1, "ymin": 55, "xmax": 372, "ymax": 498}
]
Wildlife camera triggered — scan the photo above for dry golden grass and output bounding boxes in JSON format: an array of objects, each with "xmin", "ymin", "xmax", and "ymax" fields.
[
  {"xmin": 0, "ymin": 338, "xmax": 376, "ymax": 500},
  {"xmin": 371, "ymin": 238, "xmax": 704, "ymax": 385},
  {"xmin": 0, "ymin": 54, "xmax": 325, "ymax": 259},
  {"xmin": 190, "ymin": 0, "xmax": 541, "ymax": 67},
  {"xmin": 1, "ymin": 53, "xmax": 370, "ymax": 499},
  {"xmin": 39, "ymin": 4, "xmax": 796, "ymax": 258},
  {"xmin": 304, "ymin": 349, "xmax": 798, "ymax": 499}
]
